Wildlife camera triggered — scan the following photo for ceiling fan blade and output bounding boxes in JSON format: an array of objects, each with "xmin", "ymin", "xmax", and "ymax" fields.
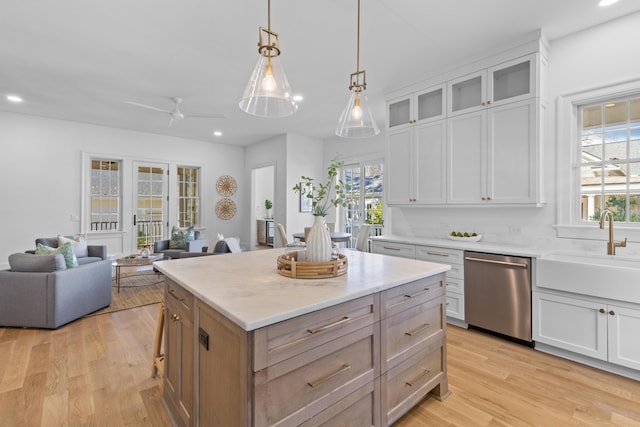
[
  {"xmin": 124, "ymin": 101, "xmax": 171, "ymax": 113},
  {"xmin": 185, "ymin": 113, "xmax": 227, "ymax": 119}
]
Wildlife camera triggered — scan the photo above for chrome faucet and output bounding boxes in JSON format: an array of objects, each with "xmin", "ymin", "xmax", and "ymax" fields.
[{"xmin": 599, "ymin": 209, "xmax": 627, "ymax": 255}]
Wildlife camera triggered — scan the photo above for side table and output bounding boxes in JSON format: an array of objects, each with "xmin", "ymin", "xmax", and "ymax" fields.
[{"xmin": 113, "ymin": 253, "xmax": 164, "ymax": 293}]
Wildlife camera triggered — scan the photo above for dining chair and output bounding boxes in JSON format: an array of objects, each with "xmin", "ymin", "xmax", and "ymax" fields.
[
  {"xmin": 355, "ymin": 225, "xmax": 371, "ymax": 252},
  {"xmin": 276, "ymin": 223, "xmax": 288, "ymax": 247}
]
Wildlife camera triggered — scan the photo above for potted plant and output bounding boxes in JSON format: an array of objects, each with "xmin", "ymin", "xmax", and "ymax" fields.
[
  {"xmin": 264, "ymin": 199, "xmax": 273, "ymax": 219},
  {"xmin": 293, "ymin": 158, "xmax": 349, "ymax": 262}
]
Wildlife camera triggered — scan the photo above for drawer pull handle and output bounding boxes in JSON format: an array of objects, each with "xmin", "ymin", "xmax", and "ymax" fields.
[
  {"xmin": 404, "ymin": 288, "xmax": 430, "ymax": 299},
  {"xmin": 307, "ymin": 364, "xmax": 351, "ymax": 388},
  {"xmin": 170, "ymin": 314, "xmax": 180, "ymax": 322},
  {"xmin": 405, "ymin": 323, "xmax": 430, "ymax": 337},
  {"xmin": 427, "ymin": 252, "xmax": 449, "ymax": 257},
  {"xmin": 406, "ymin": 368, "xmax": 431, "ymax": 387},
  {"xmin": 168, "ymin": 289, "xmax": 186, "ymax": 302},
  {"xmin": 383, "ymin": 246, "xmax": 401, "ymax": 251},
  {"xmin": 307, "ymin": 316, "xmax": 350, "ymax": 334}
]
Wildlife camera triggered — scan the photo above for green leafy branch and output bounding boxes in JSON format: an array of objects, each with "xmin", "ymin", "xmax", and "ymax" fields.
[{"xmin": 293, "ymin": 158, "xmax": 349, "ymax": 217}]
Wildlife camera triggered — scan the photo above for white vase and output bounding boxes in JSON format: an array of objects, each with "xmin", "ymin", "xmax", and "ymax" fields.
[
  {"xmin": 305, "ymin": 215, "xmax": 332, "ymax": 262},
  {"xmin": 265, "ymin": 208, "xmax": 272, "ymax": 219}
]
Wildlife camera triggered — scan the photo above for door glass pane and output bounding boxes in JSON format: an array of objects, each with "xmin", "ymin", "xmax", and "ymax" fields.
[
  {"xmin": 417, "ymin": 88, "xmax": 443, "ymax": 120},
  {"xmin": 136, "ymin": 165, "xmax": 165, "ymax": 251},
  {"xmin": 451, "ymin": 76, "xmax": 481, "ymax": 112},
  {"xmin": 90, "ymin": 159, "xmax": 120, "ymax": 231}
]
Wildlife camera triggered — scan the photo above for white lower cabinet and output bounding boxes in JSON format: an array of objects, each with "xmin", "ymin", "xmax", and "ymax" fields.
[
  {"xmin": 533, "ymin": 291, "xmax": 640, "ymax": 371},
  {"xmin": 372, "ymin": 241, "xmax": 465, "ymax": 322}
]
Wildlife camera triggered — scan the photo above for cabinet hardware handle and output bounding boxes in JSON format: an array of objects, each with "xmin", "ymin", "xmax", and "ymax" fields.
[
  {"xmin": 171, "ymin": 314, "xmax": 180, "ymax": 321},
  {"xmin": 609, "ymin": 310, "xmax": 615, "ymax": 316},
  {"xmin": 599, "ymin": 308, "xmax": 605, "ymax": 314},
  {"xmin": 404, "ymin": 288, "xmax": 430, "ymax": 299},
  {"xmin": 168, "ymin": 289, "xmax": 186, "ymax": 302},
  {"xmin": 307, "ymin": 316, "xmax": 350, "ymax": 334},
  {"xmin": 406, "ymin": 368, "xmax": 431, "ymax": 387},
  {"xmin": 464, "ymin": 256, "xmax": 528, "ymax": 268},
  {"xmin": 487, "ymin": 100, "xmax": 491, "ymax": 105},
  {"xmin": 427, "ymin": 252, "xmax": 449, "ymax": 257},
  {"xmin": 481, "ymin": 197, "xmax": 486, "ymax": 200},
  {"xmin": 307, "ymin": 364, "xmax": 351, "ymax": 388},
  {"xmin": 383, "ymin": 246, "xmax": 401, "ymax": 251},
  {"xmin": 487, "ymin": 197, "xmax": 492, "ymax": 200},
  {"xmin": 481, "ymin": 101, "xmax": 486, "ymax": 106},
  {"xmin": 405, "ymin": 323, "xmax": 430, "ymax": 337}
]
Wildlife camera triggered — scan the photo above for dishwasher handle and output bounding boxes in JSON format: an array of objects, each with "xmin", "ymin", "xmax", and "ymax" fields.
[{"xmin": 464, "ymin": 256, "xmax": 528, "ymax": 269}]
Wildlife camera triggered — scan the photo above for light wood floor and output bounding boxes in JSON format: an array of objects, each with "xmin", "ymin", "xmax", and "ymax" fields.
[{"xmin": 1, "ymin": 305, "xmax": 639, "ymax": 426}]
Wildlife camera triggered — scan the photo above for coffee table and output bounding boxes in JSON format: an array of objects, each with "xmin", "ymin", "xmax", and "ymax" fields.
[{"xmin": 114, "ymin": 254, "xmax": 164, "ymax": 293}]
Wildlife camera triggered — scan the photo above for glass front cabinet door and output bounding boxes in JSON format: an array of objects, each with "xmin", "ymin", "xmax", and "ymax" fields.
[{"xmin": 387, "ymin": 85, "xmax": 445, "ymax": 129}]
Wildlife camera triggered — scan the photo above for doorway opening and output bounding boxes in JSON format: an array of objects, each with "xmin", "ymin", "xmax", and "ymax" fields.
[{"xmin": 251, "ymin": 164, "xmax": 275, "ymax": 250}]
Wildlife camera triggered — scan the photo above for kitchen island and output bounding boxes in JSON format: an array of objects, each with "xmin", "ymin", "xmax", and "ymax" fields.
[{"xmin": 154, "ymin": 249, "xmax": 451, "ymax": 426}]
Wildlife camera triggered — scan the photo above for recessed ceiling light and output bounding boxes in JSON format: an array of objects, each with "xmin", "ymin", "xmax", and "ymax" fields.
[
  {"xmin": 293, "ymin": 95, "xmax": 304, "ymax": 102},
  {"xmin": 599, "ymin": 0, "xmax": 619, "ymax": 6},
  {"xmin": 6, "ymin": 95, "xmax": 23, "ymax": 103},
  {"xmin": 213, "ymin": 131, "xmax": 222, "ymax": 137}
]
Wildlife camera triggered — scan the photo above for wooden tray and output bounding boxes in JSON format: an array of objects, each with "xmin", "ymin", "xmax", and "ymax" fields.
[{"xmin": 277, "ymin": 252, "xmax": 348, "ymax": 279}]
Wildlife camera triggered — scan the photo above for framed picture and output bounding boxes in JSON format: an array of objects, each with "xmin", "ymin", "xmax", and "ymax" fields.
[{"xmin": 299, "ymin": 182, "xmax": 313, "ymax": 213}]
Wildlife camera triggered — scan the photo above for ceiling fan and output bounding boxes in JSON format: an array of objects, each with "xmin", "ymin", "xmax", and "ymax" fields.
[{"xmin": 125, "ymin": 97, "xmax": 226, "ymax": 127}]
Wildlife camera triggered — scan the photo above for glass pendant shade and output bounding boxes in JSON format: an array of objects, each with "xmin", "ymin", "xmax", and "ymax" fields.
[
  {"xmin": 336, "ymin": 90, "xmax": 379, "ymax": 138},
  {"xmin": 239, "ymin": 53, "xmax": 298, "ymax": 118}
]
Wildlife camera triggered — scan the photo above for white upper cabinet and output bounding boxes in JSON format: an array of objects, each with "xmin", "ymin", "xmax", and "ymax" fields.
[
  {"xmin": 448, "ymin": 53, "xmax": 538, "ymax": 117},
  {"xmin": 387, "ymin": 120, "xmax": 446, "ymax": 205},
  {"xmin": 385, "ymin": 44, "xmax": 547, "ymax": 207},
  {"xmin": 388, "ymin": 85, "xmax": 445, "ymax": 130}
]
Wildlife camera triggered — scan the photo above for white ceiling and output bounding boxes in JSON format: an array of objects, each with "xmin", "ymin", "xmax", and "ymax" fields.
[{"xmin": 1, "ymin": 0, "xmax": 639, "ymax": 146}]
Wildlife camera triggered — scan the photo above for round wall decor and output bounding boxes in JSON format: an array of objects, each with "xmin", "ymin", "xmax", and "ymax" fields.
[
  {"xmin": 215, "ymin": 198, "xmax": 237, "ymax": 220},
  {"xmin": 216, "ymin": 175, "xmax": 237, "ymax": 197}
]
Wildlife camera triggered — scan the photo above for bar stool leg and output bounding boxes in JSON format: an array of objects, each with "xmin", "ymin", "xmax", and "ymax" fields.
[{"xmin": 151, "ymin": 302, "xmax": 165, "ymax": 379}]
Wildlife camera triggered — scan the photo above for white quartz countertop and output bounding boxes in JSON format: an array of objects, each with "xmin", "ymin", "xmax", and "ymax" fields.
[
  {"xmin": 370, "ymin": 235, "xmax": 546, "ymax": 258},
  {"xmin": 154, "ymin": 249, "xmax": 450, "ymax": 331}
]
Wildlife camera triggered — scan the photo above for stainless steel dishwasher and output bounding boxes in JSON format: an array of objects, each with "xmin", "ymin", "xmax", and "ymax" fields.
[{"xmin": 464, "ymin": 251, "xmax": 532, "ymax": 344}]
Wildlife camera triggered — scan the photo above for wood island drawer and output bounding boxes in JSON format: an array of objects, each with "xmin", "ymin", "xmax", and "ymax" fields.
[
  {"xmin": 254, "ymin": 325, "xmax": 379, "ymax": 426},
  {"xmin": 165, "ymin": 279, "xmax": 194, "ymax": 319},
  {"xmin": 381, "ymin": 296, "xmax": 445, "ymax": 371},
  {"xmin": 382, "ymin": 337, "xmax": 446, "ymax": 425},
  {"xmin": 253, "ymin": 295, "xmax": 378, "ymax": 371},
  {"xmin": 299, "ymin": 379, "xmax": 379, "ymax": 427},
  {"xmin": 381, "ymin": 274, "xmax": 445, "ymax": 319}
]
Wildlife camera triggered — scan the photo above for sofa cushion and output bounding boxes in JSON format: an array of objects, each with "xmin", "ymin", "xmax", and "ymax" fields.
[
  {"xmin": 36, "ymin": 237, "xmax": 60, "ymax": 248},
  {"xmin": 58, "ymin": 235, "xmax": 89, "ymax": 258},
  {"xmin": 169, "ymin": 226, "xmax": 195, "ymax": 249},
  {"xmin": 36, "ymin": 242, "xmax": 79, "ymax": 268},
  {"xmin": 76, "ymin": 256, "xmax": 103, "ymax": 266},
  {"xmin": 9, "ymin": 253, "xmax": 67, "ymax": 272}
]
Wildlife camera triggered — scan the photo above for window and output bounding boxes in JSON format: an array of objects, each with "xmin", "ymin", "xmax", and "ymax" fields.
[
  {"xmin": 90, "ymin": 159, "xmax": 121, "ymax": 231},
  {"xmin": 177, "ymin": 166, "xmax": 201, "ymax": 228},
  {"xmin": 578, "ymin": 96, "xmax": 640, "ymax": 224},
  {"xmin": 341, "ymin": 160, "xmax": 384, "ymax": 249}
]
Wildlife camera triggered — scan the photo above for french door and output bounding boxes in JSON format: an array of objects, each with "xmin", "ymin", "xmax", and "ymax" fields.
[
  {"xmin": 341, "ymin": 160, "xmax": 385, "ymax": 249},
  {"xmin": 133, "ymin": 161, "xmax": 168, "ymax": 252}
]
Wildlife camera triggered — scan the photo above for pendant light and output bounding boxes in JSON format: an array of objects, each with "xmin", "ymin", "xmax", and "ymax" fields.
[
  {"xmin": 336, "ymin": 0, "xmax": 379, "ymax": 138},
  {"xmin": 239, "ymin": 0, "xmax": 298, "ymax": 118}
]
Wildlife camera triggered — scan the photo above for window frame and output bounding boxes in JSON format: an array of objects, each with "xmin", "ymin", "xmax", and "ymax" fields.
[
  {"xmin": 556, "ymin": 79, "xmax": 640, "ymax": 241},
  {"xmin": 87, "ymin": 157, "xmax": 123, "ymax": 233},
  {"xmin": 176, "ymin": 165, "xmax": 202, "ymax": 228}
]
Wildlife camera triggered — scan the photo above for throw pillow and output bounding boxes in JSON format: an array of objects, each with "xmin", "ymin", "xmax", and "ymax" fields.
[
  {"xmin": 58, "ymin": 235, "xmax": 89, "ymax": 258},
  {"xmin": 9, "ymin": 253, "xmax": 67, "ymax": 272},
  {"xmin": 36, "ymin": 242, "xmax": 79, "ymax": 268},
  {"xmin": 169, "ymin": 226, "xmax": 195, "ymax": 249}
]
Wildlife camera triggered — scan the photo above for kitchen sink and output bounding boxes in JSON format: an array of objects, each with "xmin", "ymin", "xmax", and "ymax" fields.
[{"xmin": 537, "ymin": 250, "xmax": 640, "ymax": 303}]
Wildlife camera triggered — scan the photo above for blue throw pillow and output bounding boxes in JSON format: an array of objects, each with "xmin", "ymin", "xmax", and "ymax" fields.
[
  {"xmin": 36, "ymin": 242, "xmax": 78, "ymax": 268},
  {"xmin": 169, "ymin": 226, "xmax": 195, "ymax": 249}
]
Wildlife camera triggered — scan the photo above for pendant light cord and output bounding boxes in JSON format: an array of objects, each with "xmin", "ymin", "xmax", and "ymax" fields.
[{"xmin": 356, "ymin": 0, "xmax": 361, "ymax": 73}]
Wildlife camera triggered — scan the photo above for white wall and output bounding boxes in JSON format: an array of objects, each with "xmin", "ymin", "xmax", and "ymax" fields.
[
  {"xmin": 286, "ymin": 134, "xmax": 324, "ymax": 242},
  {"xmin": 321, "ymin": 13, "xmax": 640, "ymax": 254},
  {"xmin": 0, "ymin": 111, "xmax": 245, "ymax": 267}
]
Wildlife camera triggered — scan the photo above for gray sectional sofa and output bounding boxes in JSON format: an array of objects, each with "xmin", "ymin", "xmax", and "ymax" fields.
[{"xmin": 0, "ymin": 237, "xmax": 112, "ymax": 329}]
